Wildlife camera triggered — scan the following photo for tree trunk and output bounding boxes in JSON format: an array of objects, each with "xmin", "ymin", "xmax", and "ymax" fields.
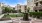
[{"xmin": 23, "ymin": 13, "xmax": 29, "ymax": 21}]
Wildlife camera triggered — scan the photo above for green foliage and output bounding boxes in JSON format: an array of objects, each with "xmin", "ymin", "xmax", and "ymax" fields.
[
  {"xmin": 29, "ymin": 12, "xmax": 42, "ymax": 18},
  {"xmin": 2, "ymin": 6, "xmax": 16, "ymax": 13},
  {"xmin": 27, "ymin": 7, "xmax": 30, "ymax": 12},
  {"xmin": 23, "ymin": 13, "xmax": 29, "ymax": 21},
  {"xmin": 2, "ymin": 7, "xmax": 13, "ymax": 13},
  {"xmin": 5, "ymin": 7, "xmax": 12, "ymax": 12},
  {"xmin": 3, "ymin": 13, "xmax": 24, "ymax": 18},
  {"xmin": 19, "ymin": 9, "xmax": 21, "ymax": 13}
]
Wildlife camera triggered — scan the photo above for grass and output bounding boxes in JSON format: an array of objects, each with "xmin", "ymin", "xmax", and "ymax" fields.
[{"xmin": 3, "ymin": 13, "xmax": 24, "ymax": 18}]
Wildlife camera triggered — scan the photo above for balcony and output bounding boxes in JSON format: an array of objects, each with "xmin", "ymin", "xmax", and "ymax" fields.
[
  {"xmin": 39, "ymin": 0, "xmax": 42, "ymax": 1},
  {"xmin": 33, "ymin": 5, "xmax": 42, "ymax": 10},
  {"xmin": 34, "ymin": 0, "xmax": 42, "ymax": 3},
  {"xmin": 34, "ymin": 0, "xmax": 39, "ymax": 3}
]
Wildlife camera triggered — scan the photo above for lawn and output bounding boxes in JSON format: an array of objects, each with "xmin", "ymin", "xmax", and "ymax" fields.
[{"xmin": 3, "ymin": 13, "xmax": 24, "ymax": 18}]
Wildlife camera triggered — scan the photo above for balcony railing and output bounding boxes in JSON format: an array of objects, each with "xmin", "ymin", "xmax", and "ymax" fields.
[
  {"xmin": 34, "ymin": 0, "xmax": 38, "ymax": 2},
  {"xmin": 33, "ymin": 5, "xmax": 42, "ymax": 10},
  {"xmin": 39, "ymin": 0, "xmax": 42, "ymax": 1}
]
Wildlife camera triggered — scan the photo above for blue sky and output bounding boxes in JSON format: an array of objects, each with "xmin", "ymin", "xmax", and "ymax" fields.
[{"xmin": 0, "ymin": 0, "xmax": 27, "ymax": 7}]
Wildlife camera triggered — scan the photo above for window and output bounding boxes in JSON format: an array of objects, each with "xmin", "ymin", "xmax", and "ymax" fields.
[
  {"xmin": 40, "ymin": 1, "xmax": 42, "ymax": 5},
  {"xmin": 25, "ymin": 11, "xmax": 26, "ymax": 13},
  {"xmin": 25, "ymin": 6, "xmax": 27, "ymax": 10},
  {"xmin": 20, "ymin": 6, "xmax": 21, "ymax": 8},
  {"xmin": 25, "ymin": 6, "xmax": 27, "ymax": 8},
  {"xmin": 35, "ymin": 10, "xmax": 37, "ymax": 12},
  {"xmin": 39, "ymin": 10, "xmax": 42, "ymax": 12},
  {"xmin": 25, "ymin": 8, "xmax": 26, "ymax": 10},
  {"xmin": 36, "ymin": 3, "xmax": 38, "ymax": 6},
  {"xmin": 34, "ymin": 0, "xmax": 38, "ymax": 2},
  {"xmin": 36, "ymin": 0, "xmax": 38, "ymax": 1}
]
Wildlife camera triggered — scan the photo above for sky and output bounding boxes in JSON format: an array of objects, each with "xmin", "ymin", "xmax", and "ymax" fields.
[{"xmin": 0, "ymin": 0, "xmax": 27, "ymax": 7}]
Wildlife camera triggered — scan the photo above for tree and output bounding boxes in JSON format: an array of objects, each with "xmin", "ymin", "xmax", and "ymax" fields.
[
  {"xmin": 12, "ymin": 8, "xmax": 16, "ymax": 13},
  {"xmin": 2, "ymin": 6, "xmax": 16, "ymax": 13},
  {"xmin": 27, "ymin": 7, "xmax": 30, "ymax": 12},
  {"xmin": 3, "ymin": 7, "xmax": 12, "ymax": 13},
  {"xmin": 23, "ymin": 7, "xmax": 30, "ymax": 21},
  {"xmin": 19, "ymin": 9, "xmax": 21, "ymax": 13},
  {"xmin": 2, "ymin": 6, "xmax": 6, "ymax": 13},
  {"xmin": 23, "ymin": 13, "xmax": 29, "ymax": 21}
]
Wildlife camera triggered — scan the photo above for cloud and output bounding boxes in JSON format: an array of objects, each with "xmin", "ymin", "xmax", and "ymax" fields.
[
  {"xmin": 2, "ymin": 0, "xmax": 27, "ymax": 7},
  {"xmin": 18, "ymin": 1, "xmax": 27, "ymax": 5},
  {"xmin": 8, "ymin": 0, "xmax": 27, "ymax": 7},
  {"xmin": 18, "ymin": 0, "xmax": 27, "ymax": 5},
  {"xmin": 10, "ymin": 1, "xmax": 27, "ymax": 7},
  {"xmin": 10, "ymin": 5, "xmax": 16, "ymax": 7},
  {"xmin": 3, "ymin": 3, "xmax": 15, "ymax": 7}
]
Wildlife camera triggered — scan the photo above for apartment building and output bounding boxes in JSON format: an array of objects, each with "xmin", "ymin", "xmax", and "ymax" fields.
[
  {"xmin": 34, "ymin": 0, "xmax": 42, "ymax": 12},
  {"xmin": 21, "ymin": 5, "xmax": 27, "ymax": 13},
  {"xmin": 15, "ymin": 4, "xmax": 27, "ymax": 13},
  {"xmin": 0, "ymin": 3, "xmax": 4, "ymax": 14},
  {"xmin": 15, "ymin": 4, "xmax": 21, "ymax": 13},
  {"xmin": 27, "ymin": 0, "xmax": 35, "ymax": 12},
  {"xmin": 27, "ymin": 0, "xmax": 42, "ymax": 12}
]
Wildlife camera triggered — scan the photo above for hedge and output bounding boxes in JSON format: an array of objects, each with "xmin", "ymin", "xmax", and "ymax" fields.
[
  {"xmin": 29, "ymin": 12, "xmax": 42, "ymax": 18},
  {"xmin": 3, "ymin": 13, "xmax": 24, "ymax": 18}
]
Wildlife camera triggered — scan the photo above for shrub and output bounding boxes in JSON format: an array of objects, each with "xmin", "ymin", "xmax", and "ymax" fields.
[
  {"xmin": 29, "ymin": 12, "xmax": 42, "ymax": 18},
  {"xmin": 3, "ymin": 13, "xmax": 24, "ymax": 18}
]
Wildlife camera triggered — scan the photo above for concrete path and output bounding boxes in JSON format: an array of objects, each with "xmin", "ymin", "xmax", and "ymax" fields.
[
  {"xmin": 0, "ymin": 20, "xmax": 12, "ymax": 23},
  {"xmin": 12, "ymin": 17, "xmax": 42, "ymax": 23},
  {"xmin": 0, "ymin": 14, "xmax": 12, "ymax": 23},
  {"xmin": 0, "ymin": 14, "xmax": 4, "ymax": 19}
]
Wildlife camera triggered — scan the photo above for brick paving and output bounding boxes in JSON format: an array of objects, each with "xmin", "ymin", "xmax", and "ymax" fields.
[
  {"xmin": 32, "ymin": 19, "xmax": 42, "ymax": 23},
  {"xmin": 0, "ymin": 20, "xmax": 12, "ymax": 23},
  {"xmin": 11, "ymin": 17, "xmax": 42, "ymax": 23}
]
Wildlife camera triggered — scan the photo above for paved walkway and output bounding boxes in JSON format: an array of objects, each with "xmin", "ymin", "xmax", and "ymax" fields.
[
  {"xmin": 0, "ymin": 14, "xmax": 12, "ymax": 23},
  {"xmin": 0, "ymin": 14, "xmax": 4, "ymax": 19},
  {"xmin": 0, "ymin": 15, "xmax": 42, "ymax": 23},
  {"xmin": 12, "ymin": 17, "xmax": 42, "ymax": 23},
  {"xmin": 0, "ymin": 20, "xmax": 12, "ymax": 23}
]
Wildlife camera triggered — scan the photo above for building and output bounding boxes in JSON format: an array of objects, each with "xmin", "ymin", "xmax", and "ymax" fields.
[
  {"xmin": 21, "ymin": 5, "xmax": 27, "ymax": 13},
  {"xmin": 15, "ymin": 4, "xmax": 21, "ymax": 13},
  {"xmin": 27, "ymin": 0, "xmax": 35, "ymax": 12},
  {"xmin": 15, "ymin": 4, "xmax": 27, "ymax": 13},
  {"xmin": 27, "ymin": 0, "xmax": 42, "ymax": 12},
  {"xmin": 0, "ymin": 3, "xmax": 5, "ymax": 7},
  {"xmin": 0, "ymin": 3, "xmax": 4, "ymax": 14},
  {"xmin": 33, "ymin": 0, "xmax": 42, "ymax": 12}
]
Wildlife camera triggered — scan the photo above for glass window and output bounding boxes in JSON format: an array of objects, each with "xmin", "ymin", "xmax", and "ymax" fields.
[
  {"xmin": 35, "ymin": 10, "xmax": 37, "ymax": 12},
  {"xmin": 20, "ymin": 6, "xmax": 21, "ymax": 8},
  {"xmin": 36, "ymin": 3, "xmax": 38, "ymax": 6},
  {"xmin": 40, "ymin": 1, "xmax": 42, "ymax": 5}
]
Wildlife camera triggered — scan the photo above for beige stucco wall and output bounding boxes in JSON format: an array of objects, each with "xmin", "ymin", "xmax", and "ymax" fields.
[
  {"xmin": 15, "ymin": 4, "xmax": 27, "ymax": 13},
  {"xmin": 21, "ymin": 5, "xmax": 25, "ymax": 12},
  {"xmin": 27, "ymin": 0, "xmax": 35, "ymax": 12}
]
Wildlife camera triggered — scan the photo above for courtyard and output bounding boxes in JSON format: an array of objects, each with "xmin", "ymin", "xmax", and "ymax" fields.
[
  {"xmin": 0, "ymin": 0, "xmax": 42, "ymax": 23},
  {"xmin": 0, "ymin": 13, "xmax": 42, "ymax": 23}
]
